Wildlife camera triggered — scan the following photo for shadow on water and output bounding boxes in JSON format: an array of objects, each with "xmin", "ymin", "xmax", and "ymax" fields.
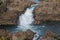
[{"xmin": 0, "ymin": 21, "xmax": 60, "ymax": 35}]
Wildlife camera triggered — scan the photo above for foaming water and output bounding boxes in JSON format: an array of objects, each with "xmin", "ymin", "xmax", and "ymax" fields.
[
  {"xmin": 0, "ymin": 22, "xmax": 60, "ymax": 40},
  {"xmin": 19, "ymin": 4, "xmax": 38, "ymax": 26},
  {"xmin": 18, "ymin": 4, "xmax": 40, "ymax": 40}
]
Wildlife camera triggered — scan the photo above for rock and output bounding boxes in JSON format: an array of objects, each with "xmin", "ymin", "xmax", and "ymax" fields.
[
  {"xmin": 7, "ymin": 0, "xmax": 34, "ymax": 11},
  {"xmin": 0, "ymin": 0, "xmax": 7, "ymax": 14},
  {"xmin": 15, "ymin": 29, "xmax": 34, "ymax": 40},
  {"xmin": 0, "ymin": 10, "xmax": 18, "ymax": 25},
  {"xmin": 0, "ymin": 0, "xmax": 35, "ymax": 25},
  {"xmin": 45, "ymin": 0, "xmax": 60, "ymax": 2},
  {"xmin": 25, "ymin": 29, "xmax": 35, "ymax": 40},
  {"xmin": 0, "ymin": 29, "xmax": 34, "ymax": 40},
  {"xmin": 40, "ymin": 30, "xmax": 60, "ymax": 40},
  {"xmin": 34, "ymin": 2, "xmax": 60, "ymax": 24},
  {"xmin": 0, "ymin": 29, "xmax": 13, "ymax": 40},
  {"xmin": 0, "ymin": 0, "xmax": 60, "ymax": 25}
]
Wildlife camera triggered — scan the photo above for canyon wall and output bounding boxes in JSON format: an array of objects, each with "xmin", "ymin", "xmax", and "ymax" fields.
[
  {"xmin": 34, "ymin": 2, "xmax": 60, "ymax": 24},
  {"xmin": 0, "ymin": 0, "xmax": 34, "ymax": 25},
  {"xmin": 0, "ymin": 0, "xmax": 60, "ymax": 25}
]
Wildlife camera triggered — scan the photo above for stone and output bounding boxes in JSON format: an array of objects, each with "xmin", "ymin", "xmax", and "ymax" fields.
[
  {"xmin": 15, "ymin": 29, "xmax": 34, "ymax": 40},
  {"xmin": 0, "ymin": 10, "xmax": 18, "ymax": 25},
  {"xmin": 0, "ymin": 29, "xmax": 34, "ymax": 40},
  {"xmin": 0, "ymin": 0, "xmax": 34, "ymax": 25},
  {"xmin": 0, "ymin": 0, "xmax": 60, "ymax": 25},
  {"xmin": 34, "ymin": 2, "xmax": 60, "ymax": 24},
  {"xmin": 7, "ymin": 0, "xmax": 34, "ymax": 11},
  {"xmin": 40, "ymin": 30, "xmax": 60, "ymax": 40}
]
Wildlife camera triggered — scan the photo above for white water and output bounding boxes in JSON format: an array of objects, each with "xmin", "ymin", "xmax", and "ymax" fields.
[
  {"xmin": 18, "ymin": 4, "xmax": 41, "ymax": 40},
  {"xmin": 19, "ymin": 4, "xmax": 38, "ymax": 26}
]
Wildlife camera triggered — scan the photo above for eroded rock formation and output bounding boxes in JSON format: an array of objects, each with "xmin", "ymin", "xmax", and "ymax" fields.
[
  {"xmin": 0, "ymin": 0, "xmax": 60, "ymax": 25},
  {"xmin": 15, "ymin": 29, "xmax": 34, "ymax": 40},
  {"xmin": 0, "ymin": 0, "xmax": 34, "ymax": 25},
  {"xmin": 34, "ymin": 2, "xmax": 60, "ymax": 24},
  {"xmin": 0, "ymin": 29, "xmax": 34, "ymax": 40}
]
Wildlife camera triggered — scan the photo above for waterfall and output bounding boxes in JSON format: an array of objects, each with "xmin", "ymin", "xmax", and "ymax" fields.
[
  {"xmin": 18, "ymin": 4, "xmax": 40, "ymax": 40},
  {"xmin": 19, "ymin": 4, "xmax": 38, "ymax": 26}
]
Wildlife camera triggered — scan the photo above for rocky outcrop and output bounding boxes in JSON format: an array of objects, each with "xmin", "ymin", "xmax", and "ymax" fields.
[
  {"xmin": 0, "ymin": 29, "xmax": 34, "ymax": 40},
  {"xmin": 0, "ymin": 0, "xmax": 60, "ymax": 25},
  {"xmin": 15, "ymin": 29, "xmax": 34, "ymax": 40},
  {"xmin": 0, "ymin": 0, "xmax": 34, "ymax": 25},
  {"xmin": 0, "ymin": 0, "xmax": 7, "ymax": 14},
  {"xmin": 40, "ymin": 30, "xmax": 60, "ymax": 40},
  {"xmin": 0, "ymin": 10, "xmax": 18, "ymax": 25},
  {"xmin": 34, "ymin": 2, "xmax": 60, "ymax": 24},
  {"xmin": 7, "ymin": 0, "xmax": 34, "ymax": 11}
]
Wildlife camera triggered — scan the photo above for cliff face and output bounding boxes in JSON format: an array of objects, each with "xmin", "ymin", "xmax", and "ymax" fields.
[
  {"xmin": 0, "ymin": 0, "xmax": 60, "ymax": 25},
  {"xmin": 7, "ymin": 0, "xmax": 34, "ymax": 11},
  {"xmin": 34, "ymin": 2, "xmax": 60, "ymax": 24},
  {"xmin": 0, "ymin": 0, "xmax": 34, "ymax": 25}
]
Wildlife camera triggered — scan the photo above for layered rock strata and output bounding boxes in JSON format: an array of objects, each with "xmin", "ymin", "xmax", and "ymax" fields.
[
  {"xmin": 34, "ymin": 2, "xmax": 60, "ymax": 24},
  {"xmin": 0, "ymin": 0, "xmax": 60, "ymax": 25},
  {"xmin": 0, "ymin": 0, "xmax": 34, "ymax": 25}
]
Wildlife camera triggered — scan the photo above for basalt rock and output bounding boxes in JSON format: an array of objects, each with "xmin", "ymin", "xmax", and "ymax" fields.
[{"xmin": 34, "ymin": 2, "xmax": 60, "ymax": 24}]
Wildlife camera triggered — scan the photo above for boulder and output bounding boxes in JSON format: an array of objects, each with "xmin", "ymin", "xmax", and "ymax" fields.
[{"xmin": 15, "ymin": 29, "xmax": 34, "ymax": 40}]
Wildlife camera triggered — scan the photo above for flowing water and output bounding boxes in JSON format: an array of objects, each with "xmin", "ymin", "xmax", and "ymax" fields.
[
  {"xmin": 0, "ymin": 3, "xmax": 60, "ymax": 40},
  {"xmin": 19, "ymin": 4, "xmax": 38, "ymax": 26},
  {"xmin": 0, "ymin": 22, "xmax": 60, "ymax": 40},
  {"xmin": 18, "ymin": 4, "xmax": 60, "ymax": 40},
  {"xmin": 0, "ymin": 0, "xmax": 60, "ymax": 40},
  {"xmin": 18, "ymin": 4, "xmax": 40, "ymax": 40}
]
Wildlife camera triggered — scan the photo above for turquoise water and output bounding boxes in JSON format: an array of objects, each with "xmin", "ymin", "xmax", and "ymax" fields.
[{"xmin": 0, "ymin": 22, "xmax": 60, "ymax": 36}]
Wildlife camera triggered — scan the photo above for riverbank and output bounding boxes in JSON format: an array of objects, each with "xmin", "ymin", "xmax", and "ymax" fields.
[{"xmin": 0, "ymin": 29, "xmax": 60, "ymax": 40}]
